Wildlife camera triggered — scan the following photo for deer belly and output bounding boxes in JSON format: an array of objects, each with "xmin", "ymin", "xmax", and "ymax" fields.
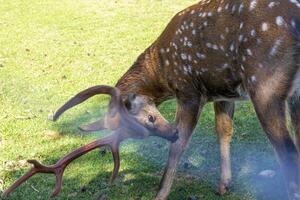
[{"xmin": 209, "ymin": 84, "xmax": 249, "ymax": 102}]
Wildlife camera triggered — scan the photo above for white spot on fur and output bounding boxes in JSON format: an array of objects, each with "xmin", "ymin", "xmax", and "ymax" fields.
[
  {"xmin": 249, "ymin": 0, "xmax": 257, "ymax": 11},
  {"xmin": 289, "ymin": 0, "xmax": 300, "ymax": 8},
  {"xmin": 261, "ymin": 22, "xmax": 269, "ymax": 31},
  {"xmin": 270, "ymin": 38, "xmax": 283, "ymax": 56},
  {"xmin": 240, "ymin": 22, "xmax": 244, "ymax": 29},
  {"xmin": 276, "ymin": 16, "xmax": 285, "ymax": 26},
  {"xmin": 239, "ymin": 35, "xmax": 244, "ymax": 42},
  {"xmin": 222, "ymin": 63, "xmax": 229, "ymax": 69},
  {"xmin": 239, "ymin": 3, "xmax": 244, "ymax": 12},
  {"xmin": 181, "ymin": 53, "xmax": 187, "ymax": 60},
  {"xmin": 230, "ymin": 43, "xmax": 235, "ymax": 51},
  {"xmin": 268, "ymin": 1, "xmax": 280, "ymax": 8},
  {"xmin": 250, "ymin": 76, "xmax": 257, "ymax": 83},
  {"xmin": 241, "ymin": 65, "xmax": 245, "ymax": 71},
  {"xmin": 225, "ymin": 27, "xmax": 229, "ymax": 33},
  {"xmin": 225, "ymin": 3, "xmax": 229, "ymax": 10},
  {"xmin": 217, "ymin": 6, "xmax": 223, "ymax": 12},
  {"xmin": 196, "ymin": 52, "xmax": 206, "ymax": 60},
  {"xmin": 219, "ymin": 45, "xmax": 225, "ymax": 51},
  {"xmin": 183, "ymin": 65, "xmax": 188, "ymax": 74},
  {"xmin": 187, "ymin": 64, "xmax": 193, "ymax": 73},
  {"xmin": 257, "ymin": 38, "xmax": 262, "ymax": 44},
  {"xmin": 212, "ymin": 44, "xmax": 219, "ymax": 50},
  {"xmin": 232, "ymin": 4, "xmax": 237, "ymax": 13},
  {"xmin": 291, "ymin": 19, "xmax": 296, "ymax": 28},
  {"xmin": 165, "ymin": 60, "xmax": 170, "ymax": 66},
  {"xmin": 246, "ymin": 49, "xmax": 253, "ymax": 56},
  {"xmin": 172, "ymin": 43, "xmax": 178, "ymax": 50}
]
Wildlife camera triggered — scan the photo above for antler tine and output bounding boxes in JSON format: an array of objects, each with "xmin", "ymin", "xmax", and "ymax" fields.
[
  {"xmin": 110, "ymin": 141, "xmax": 121, "ymax": 183},
  {"xmin": 1, "ymin": 134, "xmax": 124, "ymax": 198},
  {"xmin": 52, "ymin": 85, "xmax": 121, "ymax": 121},
  {"xmin": 1, "ymin": 168, "xmax": 37, "ymax": 198}
]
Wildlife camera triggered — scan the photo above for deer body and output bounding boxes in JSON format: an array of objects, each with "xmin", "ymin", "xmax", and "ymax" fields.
[
  {"xmin": 4, "ymin": 0, "xmax": 300, "ymax": 199},
  {"xmin": 115, "ymin": 0, "xmax": 300, "ymax": 199},
  {"xmin": 118, "ymin": 1, "xmax": 295, "ymax": 104}
]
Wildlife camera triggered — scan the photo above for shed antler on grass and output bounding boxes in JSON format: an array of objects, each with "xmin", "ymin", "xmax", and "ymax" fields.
[{"xmin": 1, "ymin": 85, "xmax": 152, "ymax": 198}]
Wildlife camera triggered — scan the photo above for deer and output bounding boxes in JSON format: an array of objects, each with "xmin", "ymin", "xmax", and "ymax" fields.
[{"xmin": 2, "ymin": 0, "xmax": 300, "ymax": 199}]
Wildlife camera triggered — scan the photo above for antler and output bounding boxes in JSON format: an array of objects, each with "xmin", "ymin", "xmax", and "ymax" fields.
[
  {"xmin": 1, "ymin": 134, "xmax": 122, "ymax": 198},
  {"xmin": 2, "ymin": 85, "xmax": 150, "ymax": 198},
  {"xmin": 52, "ymin": 85, "xmax": 121, "ymax": 122}
]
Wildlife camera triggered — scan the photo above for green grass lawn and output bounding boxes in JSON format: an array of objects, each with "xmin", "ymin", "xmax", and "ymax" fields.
[{"xmin": 0, "ymin": 1, "xmax": 289, "ymax": 199}]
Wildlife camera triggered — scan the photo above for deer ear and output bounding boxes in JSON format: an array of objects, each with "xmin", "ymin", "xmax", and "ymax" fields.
[
  {"xmin": 128, "ymin": 93, "xmax": 136, "ymax": 100},
  {"xmin": 123, "ymin": 93, "xmax": 136, "ymax": 110}
]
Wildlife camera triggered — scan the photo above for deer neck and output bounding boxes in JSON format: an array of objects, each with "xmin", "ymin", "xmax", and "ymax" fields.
[{"xmin": 116, "ymin": 46, "xmax": 172, "ymax": 104}]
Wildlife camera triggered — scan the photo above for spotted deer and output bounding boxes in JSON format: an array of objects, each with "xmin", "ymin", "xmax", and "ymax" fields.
[{"xmin": 3, "ymin": 0, "xmax": 300, "ymax": 199}]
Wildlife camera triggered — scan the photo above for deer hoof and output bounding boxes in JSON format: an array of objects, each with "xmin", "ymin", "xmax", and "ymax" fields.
[{"xmin": 217, "ymin": 182, "xmax": 231, "ymax": 196}]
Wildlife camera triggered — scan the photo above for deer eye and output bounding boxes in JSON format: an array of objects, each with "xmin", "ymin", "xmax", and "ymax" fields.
[{"xmin": 148, "ymin": 115, "xmax": 156, "ymax": 123}]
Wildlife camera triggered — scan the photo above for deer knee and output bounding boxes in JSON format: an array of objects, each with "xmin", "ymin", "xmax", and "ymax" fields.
[
  {"xmin": 169, "ymin": 136, "xmax": 190, "ymax": 156},
  {"xmin": 215, "ymin": 115, "xmax": 233, "ymax": 140}
]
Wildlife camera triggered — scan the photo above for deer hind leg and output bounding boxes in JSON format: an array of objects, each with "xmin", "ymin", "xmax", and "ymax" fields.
[
  {"xmin": 288, "ymin": 90, "xmax": 300, "ymax": 153},
  {"xmin": 214, "ymin": 101, "xmax": 235, "ymax": 195},
  {"xmin": 249, "ymin": 79, "xmax": 300, "ymax": 199}
]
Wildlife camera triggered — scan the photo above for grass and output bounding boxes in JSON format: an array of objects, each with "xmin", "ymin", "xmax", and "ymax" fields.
[{"xmin": 0, "ymin": 1, "xmax": 289, "ymax": 199}]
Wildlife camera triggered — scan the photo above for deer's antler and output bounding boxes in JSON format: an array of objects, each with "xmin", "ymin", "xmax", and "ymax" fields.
[
  {"xmin": 2, "ymin": 85, "xmax": 150, "ymax": 198},
  {"xmin": 52, "ymin": 85, "xmax": 121, "ymax": 122},
  {"xmin": 2, "ymin": 134, "xmax": 122, "ymax": 198}
]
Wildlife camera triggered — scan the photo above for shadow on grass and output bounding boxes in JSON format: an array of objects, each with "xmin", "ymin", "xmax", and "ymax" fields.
[
  {"xmin": 2, "ymin": 101, "xmax": 288, "ymax": 200},
  {"xmin": 1, "ymin": 136, "xmax": 287, "ymax": 200}
]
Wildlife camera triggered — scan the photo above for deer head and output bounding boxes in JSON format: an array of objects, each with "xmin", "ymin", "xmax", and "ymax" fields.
[
  {"xmin": 51, "ymin": 85, "xmax": 178, "ymax": 141},
  {"xmin": 1, "ymin": 85, "xmax": 178, "ymax": 198}
]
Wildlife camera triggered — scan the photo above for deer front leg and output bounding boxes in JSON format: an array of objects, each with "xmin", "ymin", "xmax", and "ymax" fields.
[
  {"xmin": 251, "ymin": 91, "xmax": 300, "ymax": 199},
  {"xmin": 214, "ymin": 101, "xmax": 234, "ymax": 195},
  {"xmin": 155, "ymin": 97, "xmax": 204, "ymax": 200}
]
